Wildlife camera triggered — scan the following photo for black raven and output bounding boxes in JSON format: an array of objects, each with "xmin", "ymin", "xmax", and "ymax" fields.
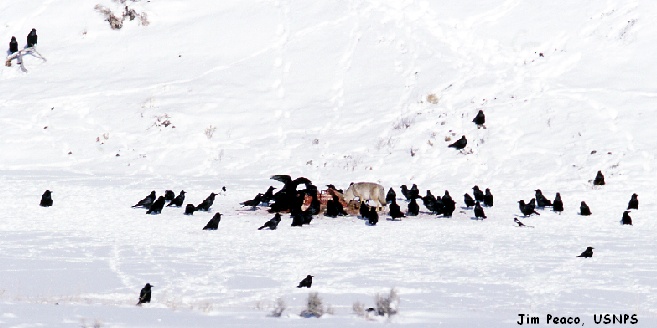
[
  {"xmin": 166, "ymin": 190, "xmax": 186, "ymax": 207},
  {"xmin": 593, "ymin": 171, "xmax": 605, "ymax": 186},
  {"xmin": 580, "ymin": 201, "xmax": 592, "ymax": 216},
  {"xmin": 474, "ymin": 201, "xmax": 487, "ymax": 220},
  {"xmin": 621, "ymin": 211, "xmax": 632, "ymax": 225},
  {"xmin": 297, "ymin": 275, "xmax": 313, "ymax": 288},
  {"xmin": 472, "ymin": 109, "xmax": 485, "ymax": 126},
  {"xmin": 137, "ymin": 283, "xmax": 153, "ymax": 305},
  {"xmin": 483, "ymin": 188, "xmax": 494, "ymax": 207},
  {"xmin": 448, "ymin": 135, "xmax": 467, "ymax": 150},
  {"xmin": 463, "ymin": 193, "xmax": 475, "ymax": 207},
  {"xmin": 627, "ymin": 193, "xmax": 638, "ymax": 210},
  {"xmin": 146, "ymin": 196, "xmax": 166, "ymax": 214},
  {"xmin": 203, "ymin": 212, "xmax": 222, "ymax": 230},
  {"xmin": 552, "ymin": 192, "xmax": 564, "ymax": 213},
  {"xmin": 259, "ymin": 213, "xmax": 282, "ymax": 230},
  {"xmin": 40, "ymin": 190, "xmax": 53, "ymax": 207},
  {"xmin": 577, "ymin": 247, "xmax": 594, "ymax": 258},
  {"xmin": 132, "ymin": 191, "xmax": 156, "ymax": 208}
]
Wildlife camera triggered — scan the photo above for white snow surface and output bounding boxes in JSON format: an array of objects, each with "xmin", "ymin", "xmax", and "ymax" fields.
[{"xmin": 1, "ymin": 0, "xmax": 657, "ymax": 326}]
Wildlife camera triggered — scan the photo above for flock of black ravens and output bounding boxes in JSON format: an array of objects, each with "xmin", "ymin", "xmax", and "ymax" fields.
[{"xmin": 36, "ymin": 110, "xmax": 638, "ymax": 303}]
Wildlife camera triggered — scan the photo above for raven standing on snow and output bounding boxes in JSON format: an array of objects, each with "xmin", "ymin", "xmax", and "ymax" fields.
[
  {"xmin": 627, "ymin": 193, "xmax": 638, "ymax": 210},
  {"xmin": 621, "ymin": 211, "xmax": 632, "ymax": 226},
  {"xmin": 297, "ymin": 275, "xmax": 313, "ymax": 288},
  {"xmin": 593, "ymin": 170, "xmax": 605, "ymax": 186},
  {"xmin": 167, "ymin": 190, "xmax": 186, "ymax": 207},
  {"xmin": 448, "ymin": 136, "xmax": 467, "ymax": 150},
  {"xmin": 203, "ymin": 212, "xmax": 222, "ymax": 230},
  {"xmin": 132, "ymin": 191, "xmax": 156, "ymax": 208},
  {"xmin": 483, "ymin": 188, "xmax": 494, "ymax": 207},
  {"xmin": 463, "ymin": 193, "xmax": 475, "ymax": 207},
  {"xmin": 137, "ymin": 283, "xmax": 153, "ymax": 305},
  {"xmin": 40, "ymin": 190, "xmax": 53, "ymax": 207},
  {"xmin": 389, "ymin": 199, "xmax": 405, "ymax": 220},
  {"xmin": 473, "ymin": 201, "xmax": 487, "ymax": 220},
  {"xmin": 146, "ymin": 196, "xmax": 166, "ymax": 214},
  {"xmin": 407, "ymin": 198, "xmax": 420, "ymax": 216},
  {"xmin": 472, "ymin": 109, "xmax": 485, "ymax": 127},
  {"xmin": 579, "ymin": 201, "xmax": 592, "ymax": 216},
  {"xmin": 258, "ymin": 213, "xmax": 282, "ymax": 230},
  {"xmin": 552, "ymin": 192, "xmax": 564, "ymax": 213},
  {"xmin": 577, "ymin": 247, "xmax": 594, "ymax": 258}
]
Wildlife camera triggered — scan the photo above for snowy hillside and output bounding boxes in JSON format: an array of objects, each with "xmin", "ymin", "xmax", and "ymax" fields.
[{"xmin": 1, "ymin": 0, "xmax": 657, "ymax": 327}]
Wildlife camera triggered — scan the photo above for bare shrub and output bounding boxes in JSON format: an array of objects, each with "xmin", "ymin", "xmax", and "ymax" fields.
[
  {"xmin": 375, "ymin": 288, "xmax": 400, "ymax": 317},
  {"xmin": 139, "ymin": 12, "xmax": 150, "ymax": 26},
  {"xmin": 300, "ymin": 292, "xmax": 324, "ymax": 318},
  {"xmin": 353, "ymin": 301, "xmax": 366, "ymax": 317},
  {"xmin": 270, "ymin": 298, "xmax": 286, "ymax": 317},
  {"xmin": 94, "ymin": 5, "xmax": 123, "ymax": 30},
  {"xmin": 205, "ymin": 125, "xmax": 216, "ymax": 139},
  {"xmin": 393, "ymin": 116, "xmax": 414, "ymax": 130}
]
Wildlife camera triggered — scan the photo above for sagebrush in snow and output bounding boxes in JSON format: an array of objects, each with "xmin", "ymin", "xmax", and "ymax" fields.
[
  {"xmin": 375, "ymin": 288, "xmax": 400, "ymax": 317},
  {"xmin": 269, "ymin": 298, "xmax": 286, "ymax": 317},
  {"xmin": 300, "ymin": 292, "xmax": 324, "ymax": 318}
]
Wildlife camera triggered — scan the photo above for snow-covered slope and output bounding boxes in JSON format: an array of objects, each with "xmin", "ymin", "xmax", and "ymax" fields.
[{"xmin": 1, "ymin": 1, "xmax": 657, "ymax": 326}]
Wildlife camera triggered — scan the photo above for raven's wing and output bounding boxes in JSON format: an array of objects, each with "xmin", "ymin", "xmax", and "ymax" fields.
[{"xmin": 270, "ymin": 175, "xmax": 292, "ymax": 184}]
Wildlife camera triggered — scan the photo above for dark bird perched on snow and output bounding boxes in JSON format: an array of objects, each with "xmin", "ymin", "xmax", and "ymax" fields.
[
  {"xmin": 325, "ymin": 195, "xmax": 347, "ymax": 217},
  {"xmin": 137, "ymin": 283, "xmax": 153, "ymax": 305},
  {"xmin": 518, "ymin": 200, "xmax": 540, "ymax": 217},
  {"xmin": 196, "ymin": 192, "xmax": 218, "ymax": 212},
  {"xmin": 166, "ymin": 190, "xmax": 186, "ymax": 207},
  {"xmin": 146, "ymin": 196, "xmax": 166, "ymax": 214},
  {"xmin": 297, "ymin": 275, "xmax": 313, "ymax": 288},
  {"xmin": 448, "ymin": 135, "xmax": 467, "ymax": 150},
  {"xmin": 442, "ymin": 191, "xmax": 456, "ymax": 217},
  {"xmin": 579, "ymin": 201, "xmax": 592, "ymax": 216},
  {"xmin": 407, "ymin": 198, "xmax": 419, "ymax": 216},
  {"xmin": 577, "ymin": 247, "xmax": 594, "ymax": 258},
  {"xmin": 240, "ymin": 193, "xmax": 263, "ymax": 209},
  {"xmin": 39, "ymin": 190, "xmax": 53, "ymax": 207},
  {"xmin": 552, "ymin": 192, "xmax": 564, "ymax": 213},
  {"xmin": 260, "ymin": 186, "xmax": 277, "ymax": 204},
  {"xmin": 463, "ymin": 193, "xmax": 475, "ymax": 207},
  {"xmin": 269, "ymin": 175, "xmax": 313, "ymax": 213},
  {"xmin": 26, "ymin": 28, "xmax": 37, "ymax": 48},
  {"xmin": 621, "ymin": 211, "xmax": 632, "ymax": 226},
  {"xmin": 627, "ymin": 193, "xmax": 638, "ymax": 210},
  {"xmin": 259, "ymin": 213, "xmax": 282, "ymax": 230},
  {"xmin": 132, "ymin": 191, "xmax": 156, "ymax": 208},
  {"xmin": 202, "ymin": 212, "xmax": 222, "ymax": 230},
  {"xmin": 473, "ymin": 201, "xmax": 487, "ymax": 220},
  {"xmin": 472, "ymin": 109, "xmax": 485, "ymax": 127},
  {"xmin": 366, "ymin": 206, "xmax": 379, "ymax": 226},
  {"xmin": 409, "ymin": 184, "xmax": 420, "ymax": 200},
  {"xmin": 9, "ymin": 36, "xmax": 18, "ymax": 54},
  {"xmin": 593, "ymin": 170, "xmax": 605, "ymax": 186},
  {"xmin": 400, "ymin": 185, "xmax": 412, "ymax": 201},
  {"xmin": 184, "ymin": 204, "xmax": 196, "ymax": 215},
  {"xmin": 483, "ymin": 188, "xmax": 494, "ymax": 207},
  {"xmin": 164, "ymin": 190, "xmax": 175, "ymax": 201},
  {"xmin": 422, "ymin": 191, "xmax": 443, "ymax": 214},
  {"xmin": 389, "ymin": 199, "xmax": 405, "ymax": 220},
  {"xmin": 472, "ymin": 186, "xmax": 484, "ymax": 202},
  {"xmin": 386, "ymin": 188, "xmax": 396, "ymax": 204},
  {"xmin": 535, "ymin": 189, "xmax": 552, "ymax": 208}
]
